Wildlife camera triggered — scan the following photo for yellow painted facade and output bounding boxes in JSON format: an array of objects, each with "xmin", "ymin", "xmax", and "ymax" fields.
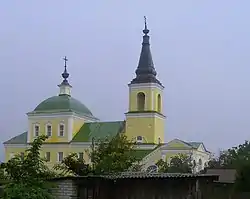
[
  {"xmin": 126, "ymin": 84, "xmax": 165, "ymax": 144},
  {"xmin": 28, "ymin": 117, "xmax": 70, "ymax": 143},
  {"xmin": 4, "ymin": 144, "xmax": 91, "ymax": 168},
  {"xmin": 72, "ymin": 117, "xmax": 85, "ymax": 137},
  {"xmin": 125, "ymin": 116, "xmax": 164, "ymax": 144},
  {"xmin": 28, "ymin": 116, "xmax": 85, "ymax": 143},
  {"xmin": 4, "ymin": 146, "xmax": 27, "ymax": 162},
  {"xmin": 128, "ymin": 87, "xmax": 163, "ymax": 113}
]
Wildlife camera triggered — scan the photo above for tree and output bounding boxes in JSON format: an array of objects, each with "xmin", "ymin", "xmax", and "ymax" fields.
[
  {"xmin": 0, "ymin": 135, "xmax": 56, "ymax": 199},
  {"xmin": 207, "ymin": 141, "xmax": 250, "ymax": 170},
  {"xmin": 206, "ymin": 141, "xmax": 250, "ymax": 192},
  {"xmin": 55, "ymin": 133, "xmax": 142, "ymax": 176},
  {"xmin": 54, "ymin": 153, "xmax": 91, "ymax": 176},
  {"xmin": 156, "ymin": 154, "xmax": 193, "ymax": 173}
]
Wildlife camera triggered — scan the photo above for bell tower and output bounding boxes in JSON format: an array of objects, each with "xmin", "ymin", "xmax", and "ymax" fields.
[{"xmin": 125, "ymin": 17, "xmax": 166, "ymax": 144}]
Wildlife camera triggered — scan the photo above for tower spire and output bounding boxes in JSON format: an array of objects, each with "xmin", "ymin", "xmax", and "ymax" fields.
[
  {"xmin": 130, "ymin": 16, "xmax": 162, "ymax": 85},
  {"xmin": 58, "ymin": 56, "xmax": 72, "ymax": 96}
]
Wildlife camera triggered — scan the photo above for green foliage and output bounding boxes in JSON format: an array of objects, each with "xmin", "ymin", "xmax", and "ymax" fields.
[
  {"xmin": 207, "ymin": 141, "xmax": 250, "ymax": 192},
  {"xmin": 1, "ymin": 135, "xmax": 56, "ymax": 199},
  {"xmin": 156, "ymin": 154, "xmax": 193, "ymax": 173},
  {"xmin": 54, "ymin": 153, "xmax": 91, "ymax": 176},
  {"xmin": 208, "ymin": 141, "xmax": 250, "ymax": 169},
  {"xmin": 55, "ymin": 133, "xmax": 142, "ymax": 175},
  {"xmin": 90, "ymin": 133, "xmax": 139, "ymax": 174}
]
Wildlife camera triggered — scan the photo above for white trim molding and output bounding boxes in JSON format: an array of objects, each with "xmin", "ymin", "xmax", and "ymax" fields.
[
  {"xmin": 27, "ymin": 112, "xmax": 99, "ymax": 122},
  {"xmin": 33, "ymin": 123, "xmax": 40, "ymax": 137},
  {"xmin": 125, "ymin": 112, "xmax": 166, "ymax": 120},
  {"xmin": 58, "ymin": 122, "xmax": 66, "ymax": 137},
  {"xmin": 128, "ymin": 82, "xmax": 164, "ymax": 90},
  {"xmin": 45, "ymin": 151, "xmax": 51, "ymax": 162},
  {"xmin": 57, "ymin": 152, "xmax": 64, "ymax": 162},
  {"xmin": 4, "ymin": 144, "xmax": 28, "ymax": 148},
  {"xmin": 45, "ymin": 122, "xmax": 52, "ymax": 137},
  {"xmin": 68, "ymin": 117, "xmax": 73, "ymax": 141}
]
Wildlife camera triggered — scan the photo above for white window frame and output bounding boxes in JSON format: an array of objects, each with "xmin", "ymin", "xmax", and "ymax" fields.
[
  {"xmin": 136, "ymin": 136, "xmax": 143, "ymax": 143},
  {"xmin": 78, "ymin": 152, "xmax": 84, "ymax": 160},
  {"xmin": 57, "ymin": 152, "xmax": 64, "ymax": 162},
  {"xmin": 45, "ymin": 152, "xmax": 51, "ymax": 162},
  {"xmin": 58, "ymin": 123, "xmax": 65, "ymax": 137},
  {"xmin": 46, "ymin": 123, "xmax": 52, "ymax": 137},
  {"xmin": 33, "ymin": 124, "xmax": 40, "ymax": 137}
]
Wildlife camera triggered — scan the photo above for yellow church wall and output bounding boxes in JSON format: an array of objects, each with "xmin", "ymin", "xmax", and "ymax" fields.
[
  {"xmin": 4, "ymin": 146, "xmax": 27, "ymax": 162},
  {"xmin": 154, "ymin": 116, "xmax": 165, "ymax": 143},
  {"xmin": 129, "ymin": 87, "xmax": 163, "ymax": 113},
  {"xmin": 125, "ymin": 117, "xmax": 156, "ymax": 143},
  {"xmin": 168, "ymin": 142, "xmax": 187, "ymax": 148},
  {"xmin": 153, "ymin": 90, "xmax": 163, "ymax": 114},
  {"xmin": 40, "ymin": 144, "xmax": 92, "ymax": 168},
  {"xmin": 40, "ymin": 144, "xmax": 70, "ymax": 167},
  {"xmin": 28, "ymin": 117, "xmax": 69, "ymax": 143},
  {"xmin": 129, "ymin": 88, "xmax": 152, "ymax": 111},
  {"xmin": 5, "ymin": 144, "xmax": 92, "ymax": 168},
  {"xmin": 72, "ymin": 117, "xmax": 85, "ymax": 137}
]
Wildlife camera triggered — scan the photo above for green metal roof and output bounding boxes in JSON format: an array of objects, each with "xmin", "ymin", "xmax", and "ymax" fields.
[
  {"xmin": 72, "ymin": 121, "xmax": 125, "ymax": 142},
  {"xmin": 3, "ymin": 132, "xmax": 27, "ymax": 144},
  {"xmin": 32, "ymin": 95, "xmax": 94, "ymax": 117},
  {"xmin": 188, "ymin": 142, "xmax": 202, "ymax": 149}
]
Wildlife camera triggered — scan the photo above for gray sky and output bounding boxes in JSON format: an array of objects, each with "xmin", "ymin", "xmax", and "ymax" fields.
[{"xmin": 1, "ymin": 1, "xmax": 250, "ymax": 159}]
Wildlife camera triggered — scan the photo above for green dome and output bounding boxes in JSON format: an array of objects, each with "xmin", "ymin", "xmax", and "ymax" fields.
[{"xmin": 34, "ymin": 95, "xmax": 93, "ymax": 116}]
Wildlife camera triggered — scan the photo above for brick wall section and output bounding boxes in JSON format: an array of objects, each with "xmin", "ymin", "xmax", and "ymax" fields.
[{"xmin": 51, "ymin": 179, "xmax": 78, "ymax": 199}]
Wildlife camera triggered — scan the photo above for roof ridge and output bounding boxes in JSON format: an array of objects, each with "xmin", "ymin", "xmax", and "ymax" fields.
[{"xmin": 85, "ymin": 120, "xmax": 124, "ymax": 124}]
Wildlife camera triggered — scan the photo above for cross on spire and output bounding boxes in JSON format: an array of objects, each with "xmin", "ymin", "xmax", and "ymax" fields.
[
  {"xmin": 143, "ymin": 16, "xmax": 149, "ymax": 35},
  {"xmin": 61, "ymin": 56, "xmax": 69, "ymax": 82},
  {"xmin": 58, "ymin": 56, "xmax": 72, "ymax": 96},
  {"xmin": 144, "ymin": 16, "xmax": 147, "ymax": 30},
  {"xmin": 63, "ymin": 56, "xmax": 68, "ymax": 68}
]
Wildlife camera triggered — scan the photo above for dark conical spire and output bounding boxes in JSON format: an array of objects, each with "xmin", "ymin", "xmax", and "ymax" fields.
[{"xmin": 130, "ymin": 17, "xmax": 162, "ymax": 85}]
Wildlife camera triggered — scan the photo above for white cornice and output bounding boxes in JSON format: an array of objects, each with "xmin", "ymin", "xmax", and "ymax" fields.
[
  {"xmin": 4, "ymin": 144, "xmax": 27, "ymax": 148},
  {"xmin": 27, "ymin": 112, "xmax": 99, "ymax": 122},
  {"xmin": 128, "ymin": 83, "xmax": 164, "ymax": 90},
  {"xmin": 125, "ymin": 112, "xmax": 166, "ymax": 120}
]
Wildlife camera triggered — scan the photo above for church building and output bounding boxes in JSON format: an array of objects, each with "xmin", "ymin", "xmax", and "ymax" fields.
[{"xmin": 3, "ymin": 19, "xmax": 211, "ymax": 172}]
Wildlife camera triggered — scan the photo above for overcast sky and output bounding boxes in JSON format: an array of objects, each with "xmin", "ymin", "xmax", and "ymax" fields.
[{"xmin": 1, "ymin": 1, "xmax": 250, "ymax": 160}]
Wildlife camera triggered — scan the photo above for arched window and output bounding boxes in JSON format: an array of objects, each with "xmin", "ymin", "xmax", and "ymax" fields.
[
  {"xmin": 136, "ymin": 136, "xmax": 143, "ymax": 143},
  {"xmin": 198, "ymin": 158, "xmax": 202, "ymax": 166},
  {"xmin": 137, "ymin": 92, "xmax": 145, "ymax": 111},
  {"xmin": 157, "ymin": 94, "xmax": 162, "ymax": 113},
  {"xmin": 193, "ymin": 160, "xmax": 196, "ymax": 167}
]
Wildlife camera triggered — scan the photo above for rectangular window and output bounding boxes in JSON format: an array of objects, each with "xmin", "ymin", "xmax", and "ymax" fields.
[
  {"xmin": 58, "ymin": 152, "xmax": 63, "ymax": 162},
  {"xmin": 45, "ymin": 152, "xmax": 51, "ymax": 162},
  {"xmin": 59, "ymin": 124, "xmax": 64, "ymax": 136},
  {"xmin": 78, "ymin": 152, "xmax": 84, "ymax": 160},
  {"xmin": 34, "ymin": 125, "xmax": 39, "ymax": 136},
  {"xmin": 46, "ymin": 125, "xmax": 52, "ymax": 137}
]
